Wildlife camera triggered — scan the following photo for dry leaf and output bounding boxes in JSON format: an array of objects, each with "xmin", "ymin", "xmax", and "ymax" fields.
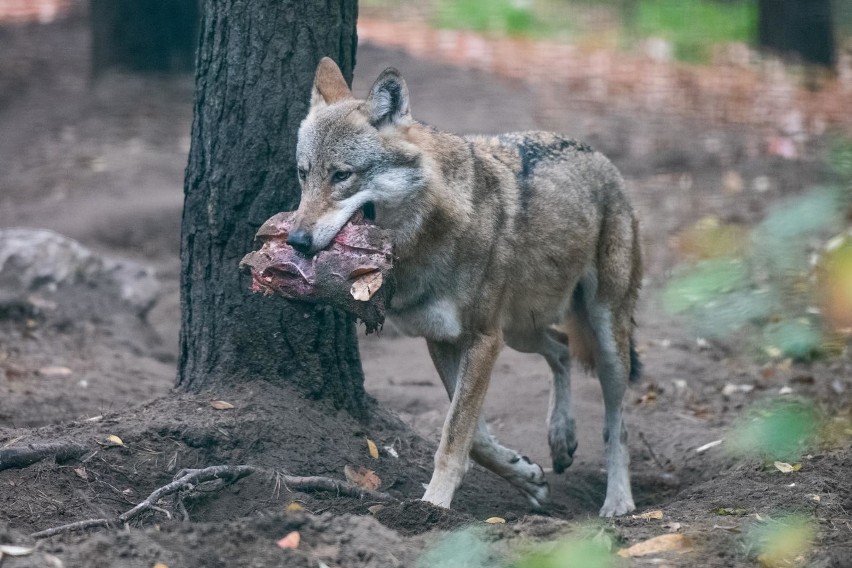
[
  {"xmin": 807, "ymin": 494, "xmax": 821, "ymax": 503},
  {"xmin": 350, "ymin": 271, "xmax": 383, "ymax": 301},
  {"xmin": 101, "ymin": 434, "xmax": 124, "ymax": 447},
  {"xmin": 0, "ymin": 545, "xmax": 34, "ymax": 556},
  {"xmin": 384, "ymin": 445, "xmax": 399, "ymax": 458},
  {"xmin": 348, "ymin": 266, "xmax": 380, "ymax": 278},
  {"xmin": 773, "ymin": 461, "xmax": 801, "ymax": 473},
  {"xmin": 632, "ymin": 510, "xmax": 664, "ymax": 520},
  {"xmin": 367, "ymin": 504, "xmax": 385, "ymax": 515},
  {"xmin": 276, "ymin": 531, "xmax": 300, "ymax": 550},
  {"xmin": 73, "ymin": 467, "xmax": 88, "ymax": 480},
  {"xmin": 695, "ymin": 439, "xmax": 723, "ymax": 453},
  {"xmin": 286, "ymin": 502, "xmax": 303, "ymax": 512},
  {"xmin": 484, "ymin": 517, "xmax": 506, "ymax": 524},
  {"xmin": 366, "ymin": 438, "xmax": 379, "ymax": 460},
  {"xmin": 38, "ymin": 366, "xmax": 72, "ymax": 377},
  {"xmin": 618, "ymin": 534, "xmax": 692, "ymax": 557},
  {"xmin": 210, "ymin": 400, "xmax": 234, "ymax": 410},
  {"xmin": 153, "ymin": 564, "xmax": 169, "ymax": 568},
  {"xmin": 343, "ymin": 465, "xmax": 381, "ymax": 491},
  {"xmin": 663, "ymin": 522, "xmax": 683, "ymax": 532}
]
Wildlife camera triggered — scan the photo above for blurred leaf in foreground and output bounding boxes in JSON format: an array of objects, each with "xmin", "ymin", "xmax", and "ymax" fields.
[
  {"xmin": 745, "ymin": 515, "xmax": 815, "ymax": 568},
  {"xmin": 512, "ymin": 530, "xmax": 614, "ymax": 568},
  {"xmin": 728, "ymin": 401, "xmax": 818, "ymax": 462},
  {"xmin": 762, "ymin": 319, "xmax": 822, "ymax": 361},
  {"xmin": 662, "ymin": 258, "xmax": 749, "ymax": 314},
  {"xmin": 416, "ymin": 527, "xmax": 492, "ymax": 568},
  {"xmin": 817, "ymin": 233, "xmax": 852, "ymax": 333}
]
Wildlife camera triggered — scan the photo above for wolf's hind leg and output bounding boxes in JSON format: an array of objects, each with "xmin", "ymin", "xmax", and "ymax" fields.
[
  {"xmin": 427, "ymin": 339, "xmax": 550, "ymax": 510},
  {"xmin": 583, "ymin": 299, "xmax": 635, "ymax": 517},
  {"xmin": 541, "ymin": 329, "xmax": 578, "ymax": 473}
]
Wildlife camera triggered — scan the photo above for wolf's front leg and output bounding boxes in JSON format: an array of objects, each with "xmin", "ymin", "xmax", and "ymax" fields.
[{"xmin": 422, "ymin": 331, "xmax": 502, "ymax": 508}]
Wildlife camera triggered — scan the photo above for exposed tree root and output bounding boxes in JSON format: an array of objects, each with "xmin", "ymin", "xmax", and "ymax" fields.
[
  {"xmin": 31, "ymin": 464, "xmax": 394, "ymax": 539},
  {"xmin": 0, "ymin": 442, "xmax": 87, "ymax": 472}
]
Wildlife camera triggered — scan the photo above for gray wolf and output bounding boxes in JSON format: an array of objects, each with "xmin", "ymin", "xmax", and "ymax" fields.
[{"xmin": 289, "ymin": 57, "xmax": 642, "ymax": 517}]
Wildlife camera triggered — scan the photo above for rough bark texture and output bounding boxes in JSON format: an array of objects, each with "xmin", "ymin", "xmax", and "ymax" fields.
[
  {"xmin": 90, "ymin": 0, "xmax": 200, "ymax": 74},
  {"xmin": 758, "ymin": 0, "xmax": 836, "ymax": 68},
  {"xmin": 178, "ymin": 0, "xmax": 364, "ymax": 417}
]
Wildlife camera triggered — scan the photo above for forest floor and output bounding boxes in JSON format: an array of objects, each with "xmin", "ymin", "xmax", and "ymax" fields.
[{"xmin": 0, "ymin": 9, "xmax": 850, "ymax": 568}]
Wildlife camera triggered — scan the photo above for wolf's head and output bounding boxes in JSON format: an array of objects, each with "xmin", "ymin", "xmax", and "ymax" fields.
[{"xmin": 289, "ymin": 57, "xmax": 424, "ymax": 254}]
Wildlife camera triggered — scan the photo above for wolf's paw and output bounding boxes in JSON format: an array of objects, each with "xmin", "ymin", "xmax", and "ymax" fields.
[
  {"xmin": 510, "ymin": 455, "xmax": 550, "ymax": 511},
  {"xmin": 548, "ymin": 416, "xmax": 578, "ymax": 474},
  {"xmin": 598, "ymin": 494, "xmax": 636, "ymax": 518}
]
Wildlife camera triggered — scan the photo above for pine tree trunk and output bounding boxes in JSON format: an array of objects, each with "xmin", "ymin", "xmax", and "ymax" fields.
[
  {"xmin": 178, "ymin": 0, "xmax": 365, "ymax": 418},
  {"xmin": 90, "ymin": 0, "xmax": 200, "ymax": 74}
]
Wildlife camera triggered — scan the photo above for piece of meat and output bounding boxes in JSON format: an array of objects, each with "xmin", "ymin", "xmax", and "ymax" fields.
[{"xmin": 239, "ymin": 211, "xmax": 394, "ymax": 332}]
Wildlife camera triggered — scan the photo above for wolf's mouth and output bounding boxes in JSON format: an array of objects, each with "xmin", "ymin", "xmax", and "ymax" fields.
[{"xmin": 362, "ymin": 201, "xmax": 376, "ymax": 222}]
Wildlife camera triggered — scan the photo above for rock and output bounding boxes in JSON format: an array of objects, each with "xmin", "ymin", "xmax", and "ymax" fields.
[{"xmin": 0, "ymin": 228, "xmax": 160, "ymax": 316}]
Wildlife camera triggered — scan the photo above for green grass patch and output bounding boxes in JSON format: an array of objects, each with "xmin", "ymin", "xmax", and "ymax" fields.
[{"xmin": 634, "ymin": 0, "xmax": 757, "ymax": 62}]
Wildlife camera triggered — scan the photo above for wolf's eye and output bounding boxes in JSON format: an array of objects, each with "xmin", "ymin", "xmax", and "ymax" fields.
[
  {"xmin": 297, "ymin": 168, "xmax": 307, "ymax": 182},
  {"xmin": 332, "ymin": 170, "xmax": 352, "ymax": 183}
]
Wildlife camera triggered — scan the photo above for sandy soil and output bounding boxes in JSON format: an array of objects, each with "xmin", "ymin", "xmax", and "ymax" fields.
[{"xmin": 0, "ymin": 10, "xmax": 850, "ymax": 568}]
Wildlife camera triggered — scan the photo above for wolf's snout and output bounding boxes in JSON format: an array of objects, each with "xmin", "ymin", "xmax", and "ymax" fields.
[{"xmin": 287, "ymin": 228, "xmax": 313, "ymax": 254}]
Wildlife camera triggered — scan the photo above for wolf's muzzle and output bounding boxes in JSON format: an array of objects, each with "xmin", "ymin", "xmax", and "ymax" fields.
[{"xmin": 286, "ymin": 228, "xmax": 313, "ymax": 254}]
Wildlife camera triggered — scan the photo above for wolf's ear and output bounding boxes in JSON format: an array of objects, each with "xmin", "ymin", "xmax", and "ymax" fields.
[
  {"xmin": 311, "ymin": 57, "xmax": 352, "ymax": 108},
  {"xmin": 367, "ymin": 68, "xmax": 411, "ymax": 128}
]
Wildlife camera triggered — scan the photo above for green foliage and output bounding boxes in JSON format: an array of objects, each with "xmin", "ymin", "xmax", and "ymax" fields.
[
  {"xmin": 827, "ymin": 136, "xmax": 852, "ymax": 180},
  {"xmin": 416, "ymin": 527, "xmax": 493, "ymax": 568},
  {"xmin": 728, "ymin": 400, "xmax": 819, "ymax": 461},
  {"xmin": 634, "ymin": 0, "xmax": 757, "ymax": 62},
  {"xmin": 434, "ymin": 0, "xmax": 538, "ymax": 37},
  {"xmin": 744, "ymin": 514, "xmax": 815, "ymax": 567},
  {"xmin": 511, "ymin": 534, "xmax": 614, "ymax": 568},
  {"xmin": 662, "ymin": 185, "xmax": 846, "ymax": 360}
]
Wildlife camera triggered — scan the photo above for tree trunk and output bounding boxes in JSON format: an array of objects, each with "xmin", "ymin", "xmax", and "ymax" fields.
[
  {"xmin": 90, "ymin": 0, "xmax": 200, "ymax": 74},
  {"xmin": 178, "ymin": 0, "xmax": 365, "ymax": 418},
  {"xmin": 758, "ymin": 0, "xmax": 836, "ymax": 68}
]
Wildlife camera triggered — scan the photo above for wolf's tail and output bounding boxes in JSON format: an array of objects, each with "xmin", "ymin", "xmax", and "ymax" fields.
[{"xmin": 628, "ymin": 336, "xmax": 642, "ymax": 383}]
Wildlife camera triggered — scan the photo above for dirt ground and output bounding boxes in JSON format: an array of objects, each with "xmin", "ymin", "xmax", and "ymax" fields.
[{"xmin": 0, "ymin": 9, "xmax": 850, "ymax": 568}]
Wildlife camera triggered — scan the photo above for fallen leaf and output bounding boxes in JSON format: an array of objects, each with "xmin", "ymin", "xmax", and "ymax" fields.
[
  {"xmin": 807, "ymin": 494, "xmax": 821, "ymax": 503},
  {"xmin": 350, "ymin": 271, "xmax": 383, "ymax": 301},
  {"xmin": 722, "ymin": 383, "xmax": 755, "ymax": 396},
  {"xmin": 348, "ymin": 266, "xmax": 379, "ymax": 278},
  {"xmin": 367, "ymin": 504, "xmax": 385, "ymax": 515},
  {"xmin": 0, "ymin": 545, "xmax": 34, "ymax": 556},
  {"xmin": 38, "ymin": 366, "xmax": 72, "ymax": 377},
  {"xmin": 663, "ymin": 522, "xmax": 683, "ymax": 532},
  {"xmin": 100, "ymin": 434, "xmax": 124, "ymax": 447},
  {"xmin": 210, "ymin": 400, "xmax": 234, "ymax": 410},
  {"xmin": 343, "ymin": 465, "xmax": 381, "ymax": 491},
  {"xmin": 153, "ymin": 564, "xmax": 169, "ymax": 568},
  {"xmin": 366, "ymin": 438, "xmax": 379, "ymax": 460},
  {"xmin": 384, "ymin": 445, "xmax": 399, "ymax": 458},
  {"xmin": 617, "ymin": 534, "xmax": 692, "ymax": 557},
  {"xmin": 276, "ymin": 531, "xmax": 300, "ymax": 550},
  {"xmin": 74, "ymin": 467, "xmax": 88, "ymax": 480},
  {"xmin": 632, "ymin": 510, "xmax": 664, "ymax": 520},
  {"xmin": 484, "ymin": 517, "xmax": 506, "ymax": 524},
  {"xmin": 774, "ymin": 461, "xmax": 802, "ymax": 473},
  {"xmin": 695, "ymin": 439, "xmax": 723, "ymax": 453},
  {"xmin": 716, "ymin": 507, "xmax": 748, "ymax": 516},
  {"xmin": 286, "ymin": 502, "xmax": 303, "ymax": 512}
]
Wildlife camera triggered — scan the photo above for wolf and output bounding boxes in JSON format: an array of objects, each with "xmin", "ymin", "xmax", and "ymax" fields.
[{"xmin": 289, "ymin": 57, "xmax": 642, "ymax": 517}]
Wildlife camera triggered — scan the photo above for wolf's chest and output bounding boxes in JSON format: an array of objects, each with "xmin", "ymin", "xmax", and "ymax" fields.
[{"xmin": 388, "ymin": 296, "xmax": 463, "ymax": 341}]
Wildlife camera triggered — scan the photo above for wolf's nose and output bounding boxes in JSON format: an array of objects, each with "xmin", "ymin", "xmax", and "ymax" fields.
[{"xmin": 287, "ymin": 229, "xmax": 313, "ymax": 254}]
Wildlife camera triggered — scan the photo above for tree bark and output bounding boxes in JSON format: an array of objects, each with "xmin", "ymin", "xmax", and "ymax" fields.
[
  {"xmin": 90, "ymin": 0, "xmax": 200, "ymax": 74},
  {"xmin": 758, "ymin": 0, "xmax": 836, "ymax": 68},
  {"xmin": 178, "ymin": 0, "xmax": 365, "ymax": 417}
]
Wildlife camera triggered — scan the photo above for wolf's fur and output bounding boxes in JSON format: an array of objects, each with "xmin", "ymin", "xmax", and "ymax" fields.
[{"xmin": 292, "ymin": 58, "xmax": 642, "ymax": 516}]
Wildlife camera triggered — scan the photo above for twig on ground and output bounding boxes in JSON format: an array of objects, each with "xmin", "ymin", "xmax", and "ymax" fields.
[
  {"xmin": 0, "ymin": 442, "xmax": 87, "ymax": 472},
  {"xmin": 32, "ymin": 464, "xmax": 394, "ymax": 539},
  {"xmin": 638, "ymin": 431, "xmax": 668, "ymax": 471}
]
